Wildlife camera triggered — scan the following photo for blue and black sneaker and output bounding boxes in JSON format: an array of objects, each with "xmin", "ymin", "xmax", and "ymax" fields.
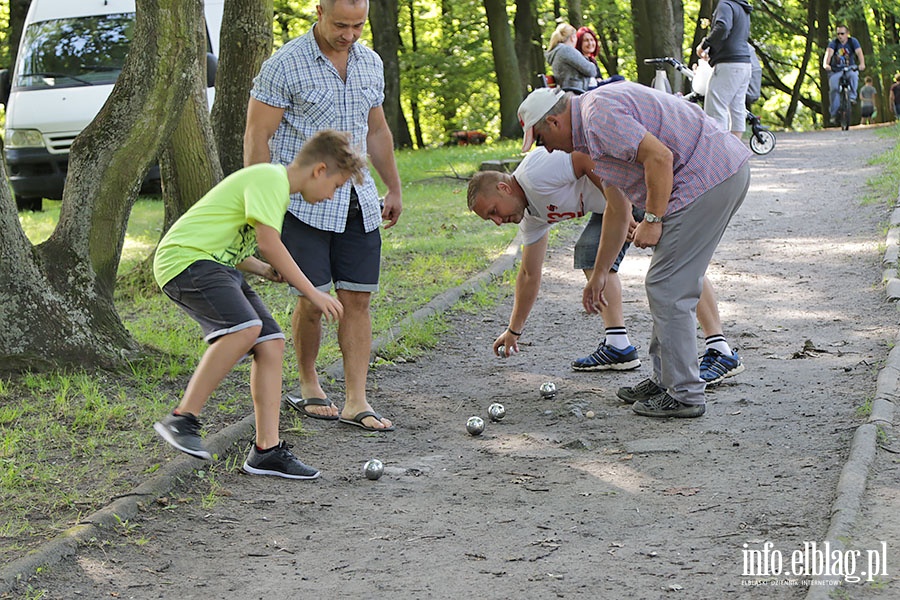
[
  {"xmin": 572, "ymin": 342, "xmax": 641, "ymax": 372},
  {"xmin": 699, "ymin": 348, "xmax": 745, "ymax": 385}
]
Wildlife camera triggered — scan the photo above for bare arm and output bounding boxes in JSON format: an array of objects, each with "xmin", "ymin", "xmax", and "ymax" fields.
[
  {"xmin": 855, "ymin": 46, "xmax": 866, "ymax": 71},
  {"xmin": 236, "ymin": 255, "xmax": 282, "ymax": 282},
  {"xmin": 494, "ymin": 233, "xmax": 549, "ymax": 356},
  {"xmin": 367, "ymin": 105, "xmax": 403, "ymax": 228},
  {"xmin": 582, "ymin": 184, "xmax": 630, "ymax": 313},
  {"xmin": 256, "ymin": 224, "xmax": 343, "ymax": 322},
  {"xmin": 632, "ymin": 132, "xmax": 672, "ymax": 248},
  {"xmin": 823, "ymin": 48, "xmax": 834, "ymax": 71},
  {"xmin": 243, "ymin": 99, "xmax": 285, "ymax": 167}
]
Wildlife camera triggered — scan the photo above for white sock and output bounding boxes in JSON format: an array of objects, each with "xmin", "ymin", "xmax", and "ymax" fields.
[
  {"xmin": 605, "ymin": 327, "xmax": 631, "ymax": 349},
  {"xmin": 705, "ymin": 334, "xmax": 732, "ymax": 356}
]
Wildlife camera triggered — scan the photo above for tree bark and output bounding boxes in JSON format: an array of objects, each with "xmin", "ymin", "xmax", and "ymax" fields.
[
  {"xmin": 371, "ymin": 0, "xmax": 413, "ymax": 148},
  {"xmin": 483, "ymin": 0, "xmax": 522, "ymax": 139},
  {"xmin": 567, "ymin": 0, "xmax": 583, "ymax": 28},
  {"xmin": 0, "ymin": 0, "xmax": 206, "ymax": 371},
  {"xmin": 8, "ymin": 0, "xmax": 30, "ymax": 71},
  {"xmin": 515, "ymin": 0, "xmax": 546, "ymax": 91},
  {"xmin": 631, "ymin": 0, "xmax": 683, "ymax": 86},
  {"xmin": 211, "ymin": 0, "xmax": 274, "ymax": 176}
]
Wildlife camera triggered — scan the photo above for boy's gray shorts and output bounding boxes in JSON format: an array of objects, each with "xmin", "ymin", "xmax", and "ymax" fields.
[{"xmin": 162, "ymin": 260, "xmax": 284, "ymax": 345}]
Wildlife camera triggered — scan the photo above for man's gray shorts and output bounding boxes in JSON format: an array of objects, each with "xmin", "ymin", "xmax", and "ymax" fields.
[
  {"xmin": 281, "ymin": 195, "xmax": 381, "ymax": 295},
  {"xmin": 574, "ymin": 206, "xmax": 646, "ymax": 272}
]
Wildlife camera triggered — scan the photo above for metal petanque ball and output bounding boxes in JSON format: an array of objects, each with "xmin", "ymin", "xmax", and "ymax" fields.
[
  {"xmin": 466, "ymin": 416, "xmax": 485, "ymax": 436},
  {"xmin": 363, "ymin": 459, "xmax": 384, "ymax": 480},
  {"xmin": 488, "ymin": 403, "xmax": 506, "ymax": 422},
  {"xmin": 497, "ymin": 346, "xmax": 507, "ymax": 358},
  {"xmin": 539, "ymin": 381, "xmax": 557, "ymax": 399}
]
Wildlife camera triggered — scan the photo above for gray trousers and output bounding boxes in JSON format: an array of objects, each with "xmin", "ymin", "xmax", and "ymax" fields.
[{"xmin": 645, "ymin": 163, "xmax": 751, "ymax": 405}]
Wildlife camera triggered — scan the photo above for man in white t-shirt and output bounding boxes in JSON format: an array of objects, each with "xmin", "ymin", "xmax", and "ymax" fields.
[{"xmin": 467, "ymin": 147, "xmax": 744, "ymax": 384}]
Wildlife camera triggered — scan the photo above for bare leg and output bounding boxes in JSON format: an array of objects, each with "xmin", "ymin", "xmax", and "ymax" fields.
[
  {"xmin": 250, "ymin": 338, "xmax": 286, "ymax": 449},
  {"xmin": 178, "ymin": 326, "xmax": 260, "ymax": 416},
  {"xmin": 290, "ymin": 297, "xmax": 337, "ymax": 418},
  {"xmin": 583, "ymin": 268, "xmax": 626, "ymax": 329},
  {"xmin": 696, "ymin": 276, "xmax": 722, "ymax": 337},
  {"xmin": 337, "ymin": 289, "xmax": 392, "ymax": 429}
]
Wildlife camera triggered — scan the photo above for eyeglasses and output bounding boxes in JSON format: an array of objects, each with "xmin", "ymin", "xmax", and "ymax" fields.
[{"xmin": 837, "ymin": 31, "xmax": 848, "ymax": 36}]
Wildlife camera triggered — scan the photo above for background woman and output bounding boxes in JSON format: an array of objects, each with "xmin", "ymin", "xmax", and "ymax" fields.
[{"xmin": 546, "ymin": 23, "xmax": 597, "ymax": 91}]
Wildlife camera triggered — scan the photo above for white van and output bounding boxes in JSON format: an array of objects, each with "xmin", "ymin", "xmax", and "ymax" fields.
[{"xmin": 0, "ymin": 0, "xmax": 224, "ymax": 211}]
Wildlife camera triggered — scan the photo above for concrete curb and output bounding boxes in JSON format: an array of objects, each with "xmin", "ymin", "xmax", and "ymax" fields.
[
  {"xmin": 804, "ymin": 191, "xmax": 900, "ymax": 599},
  {"xmin": 0, "ymin": 234, "xmax": 524, "ymax": 594}
]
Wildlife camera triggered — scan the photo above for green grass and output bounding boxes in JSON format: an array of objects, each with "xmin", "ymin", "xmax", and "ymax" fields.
[{"xmin": 2, "ymin": 140, "xmax": 526, "ymax": 564}]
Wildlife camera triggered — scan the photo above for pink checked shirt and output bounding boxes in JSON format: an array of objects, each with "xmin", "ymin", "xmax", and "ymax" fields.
[{"xmin": 571, "ymin": 81, "xmax": 751, "ymax": 214}]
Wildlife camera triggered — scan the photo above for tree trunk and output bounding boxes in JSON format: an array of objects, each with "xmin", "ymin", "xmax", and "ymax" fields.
[
  {"xmin": 211, "ymin": 0, "xmax": 273, "ymax": 176},
  {"xmin": 515, "ymin": 0, "xmax": 546, "ymax": 91},
  {"xmin": 483, "ymin": 0, "xmax": 522, "ymax": 139},
  {"xmin": 8, "ymin": 0, "xmax": 30, "ymax": 70},
  {"xmin": 406, "ymin": 0, "xmax": 425, "ymax": 148},
  {"xmin": 0, "ymin": 0, "xmax": 206, "ymax": 371},
  {"xmin": 631, "ymin": 0, "xmax": 683, "ymax": 86},
  {"xmin": 371, "ymin": 0, "xmax": 413, "ymax": 148},
  {"xmin": 785, "ymin": 4, "xmax": 817, "ymax": 128},
  {"xmin": 814, "ymin": 0, "xmax": 831, "ymax": 126},
  {"xmin": 567, "ymin": 0, "xmax": 583, "ymax": 28}
]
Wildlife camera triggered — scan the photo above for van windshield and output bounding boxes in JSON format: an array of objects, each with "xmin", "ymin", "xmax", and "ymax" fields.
[{"xmin": 15, "ymin": 13, "xmax": 134, "ymax": 89}]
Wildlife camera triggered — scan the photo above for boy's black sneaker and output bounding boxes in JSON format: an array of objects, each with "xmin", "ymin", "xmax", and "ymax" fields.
[
  {"xmin": 242, "ymin": 441, "xmax": 320, "ymax": 480},
  {"xmin": 153, "ymin": 413, "xmax": 212, "ymax": 460}
]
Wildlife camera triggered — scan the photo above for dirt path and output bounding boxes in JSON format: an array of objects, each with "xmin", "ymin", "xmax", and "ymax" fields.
[{"xmin": 16, "ymin": 127, "xmax": 899, "ymax": 599}]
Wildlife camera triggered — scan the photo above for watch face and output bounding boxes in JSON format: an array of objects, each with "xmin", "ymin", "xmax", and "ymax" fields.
[{"xmin": 646, "ymin": 212, "xmax": 662, "ymax": 222}]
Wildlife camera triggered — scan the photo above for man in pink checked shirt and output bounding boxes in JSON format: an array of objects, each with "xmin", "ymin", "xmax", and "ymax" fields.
[{"xmin": 517, "ymin": 84, "xmax": 751, "ymax": 418}]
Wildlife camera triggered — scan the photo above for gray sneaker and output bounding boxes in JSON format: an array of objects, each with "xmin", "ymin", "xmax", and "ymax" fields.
[
  {"xmin": 632, "ymin": 392, "xmax": 706, "ymax": 418},
  {"xmin": 153, "ymin": 413, "xmax": 212, "ymax": 460},
  {"xmin": 616, "ymin": 378, "xmax": 663, "ymax": 403},
  {"xmin": 242, "ymin": 441, "xmax": 320, "ymax": 480}
]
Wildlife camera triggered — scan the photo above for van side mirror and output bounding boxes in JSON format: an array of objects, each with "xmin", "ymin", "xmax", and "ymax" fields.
[
  {"xmin": 206, "ymin": 53, "xmax": 218, "ymax": 88},
  {"xmin": 0, "ymin": 70, "xmax": 10, "ymax": 106}
]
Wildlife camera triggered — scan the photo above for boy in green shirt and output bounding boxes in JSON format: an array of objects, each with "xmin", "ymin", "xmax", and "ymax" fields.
[{"xmin": 153, "ymin": 129, "xmax": 365, "ymax": 479}]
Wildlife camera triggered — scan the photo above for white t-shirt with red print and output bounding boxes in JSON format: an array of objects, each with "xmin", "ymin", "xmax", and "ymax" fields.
[{"xmin": 514, "ymin": 147, "xmax": 607, "ymax": 246}]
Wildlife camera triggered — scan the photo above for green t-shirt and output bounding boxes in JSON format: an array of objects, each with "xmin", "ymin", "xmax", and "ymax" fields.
[{"xmin": 153, "ymin": 163, "xmax": 290, "ymax": 288}]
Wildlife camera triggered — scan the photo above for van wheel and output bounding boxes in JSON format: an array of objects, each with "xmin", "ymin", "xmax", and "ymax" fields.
[{"xmin": 15, "ymin": 196, "xmax": 42, "ymax": 211}]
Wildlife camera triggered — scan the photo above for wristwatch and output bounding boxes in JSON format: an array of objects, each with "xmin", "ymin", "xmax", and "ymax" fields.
[{"xmin": 644, "ymin": 211, "xmax": 663, "ymax": 223}]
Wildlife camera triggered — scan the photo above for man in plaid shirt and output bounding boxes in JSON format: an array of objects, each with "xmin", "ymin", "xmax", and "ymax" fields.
[
  {"xmin": 245, "ymin": 0, "xmax": 401, "ymax": 431},
  {"xmin": 518, "ymin": 83, "xmax": 751, "ymax": 418}
]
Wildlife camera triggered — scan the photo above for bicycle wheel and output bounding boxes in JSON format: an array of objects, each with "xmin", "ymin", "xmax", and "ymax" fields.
[
  {"xmin": 840, "ymin": 88, "xmax": 851, "ymax": 131},
  {"xmin": 749, "ymin": 130, "xmax": 776, "ymax": 155}
]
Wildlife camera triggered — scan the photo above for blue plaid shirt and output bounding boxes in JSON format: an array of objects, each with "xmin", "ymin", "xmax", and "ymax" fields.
[{"xmin": 251, "ymin": 26, "xmax": 385, "ymax": 233}]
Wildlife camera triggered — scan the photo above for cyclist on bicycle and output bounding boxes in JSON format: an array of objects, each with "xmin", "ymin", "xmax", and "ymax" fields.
[{"xmin": 822, "ymin": 25, "xmax": 866, "ymax": 120}]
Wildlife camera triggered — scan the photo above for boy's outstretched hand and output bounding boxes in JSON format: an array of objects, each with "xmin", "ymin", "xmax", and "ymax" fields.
[{"xmin": 311, "ymin": 290, "xmax": 344, "ymax": 322}]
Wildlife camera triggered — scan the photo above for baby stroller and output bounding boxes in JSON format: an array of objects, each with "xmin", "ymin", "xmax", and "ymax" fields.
[{"xmin": 644, "ymin": 56, "xmax": 775, "ymax": 156}]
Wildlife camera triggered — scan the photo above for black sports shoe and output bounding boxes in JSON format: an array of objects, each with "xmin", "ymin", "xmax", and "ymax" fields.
[
  {"xmin": 616, "ymin": 378, "xmax": 663, "ymax": 404},
  {"xmin": 632, "ymin": 392, "xmax": 706, "ymax": 418},
  {"xmin": 153, "ymin": 413, "xmax": 212, "ymax": 460},
  {"xmin": 242, "ymin": 441, "xmax": 320, "ymax": 480}
]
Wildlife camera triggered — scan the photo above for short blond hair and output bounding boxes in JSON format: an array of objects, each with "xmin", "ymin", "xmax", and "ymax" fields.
[
  {"xmin": 548, "ymin": 23, "xmax": 576, "ymax": 51},
  {"xmin": 293, "ymin": 129, "xmax": 366, "ymax": 184},
  {"xmin": 466, "ymin": 171, "xmax": 511, "ymax": 211}
]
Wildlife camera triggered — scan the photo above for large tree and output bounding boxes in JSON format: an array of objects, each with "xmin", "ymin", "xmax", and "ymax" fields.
[
  {"xmin": 0, "ymin": 0, "xmax": 210, "ymax": 372},
  {"xmin": 632, "ymin": 0, "xmax": 684, "ymax": 86},
  {"xmin": 211, "ymin": 0, "xmax": 274, "ymax": 176},
  {"xmin": 371, "ymin": 0, "xmax": 414, "ymax": 148},
  {"xmin": 483, "ymin": 0, "xmax": 522, "ymax": 139}
]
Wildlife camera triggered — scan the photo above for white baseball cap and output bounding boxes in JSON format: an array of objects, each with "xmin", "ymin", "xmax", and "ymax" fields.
[{"xmin": 518, "ymin": 87, "xmax": 565, "ymax": 153}]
